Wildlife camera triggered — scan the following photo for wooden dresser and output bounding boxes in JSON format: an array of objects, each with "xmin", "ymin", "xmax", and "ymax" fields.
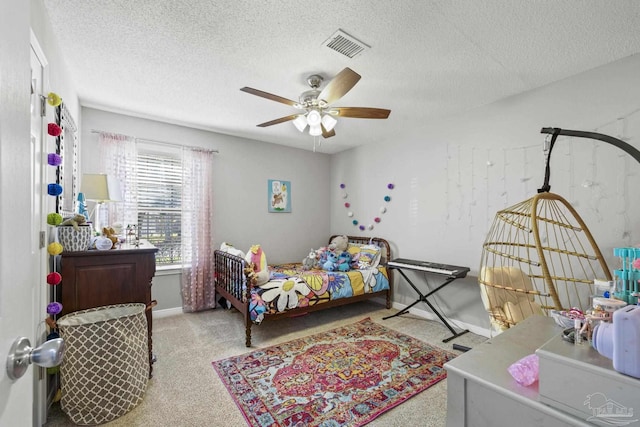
[{"xmin": 58, "ymin": 240, "xmax": 158, "ymax": 375}]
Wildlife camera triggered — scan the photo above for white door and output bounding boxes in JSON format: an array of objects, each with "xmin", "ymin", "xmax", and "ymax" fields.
[
  {"xmin": 0, "ymin": 31, "xmax": 48, "ymax": 425},
  {"xmin": 30, "ymin": 33, "xmax": 51, "ymax": 426}
]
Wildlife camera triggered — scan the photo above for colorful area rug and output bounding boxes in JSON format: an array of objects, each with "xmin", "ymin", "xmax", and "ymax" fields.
[{"xmin": 212, "ymin": 318, "xmax": 456, "ymax": 427}]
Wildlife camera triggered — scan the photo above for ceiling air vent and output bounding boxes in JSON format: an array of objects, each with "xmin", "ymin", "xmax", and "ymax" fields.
[{"xmin": 322, "ymin": 30, "xmax": 370, "ymax": 59}]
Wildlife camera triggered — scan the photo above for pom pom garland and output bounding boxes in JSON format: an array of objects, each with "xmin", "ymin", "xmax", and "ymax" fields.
[
  {"xmin": 47, "ymin": 212, "xmax": 63, "ymax": 226},
  {"xmin": 47, "ymin": 272, "xmax": 62, "ymax": 285},
  {"xmin": 48, "ymin": 123, "xmax": 62, "ymax": 137},
  {"xmin": 47, "ymin": 242, "xmax": 63, "ymax": 256},
  {"xmin": 47, "ymin": 302, "xmax": 63, "ymax": 315},
  {"xmin": 46, "ymin": 92, "xmax": 62, "ymax": 107},
  {"xmin": 47, "ymin": 153, "xmax": 62, "ymax": 166},
  {"xmin": 48, "ymin": 183, "xmax": 63, "ymax": 196},
  {"xmin": 341, "ymin": 183, "xmax": 394, "ymax": 231}
]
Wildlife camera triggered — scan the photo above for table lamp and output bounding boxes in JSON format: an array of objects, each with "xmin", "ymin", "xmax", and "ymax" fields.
[{"xmin": 81, "ymin": 174, "xmax": 123, "ymax": 234}]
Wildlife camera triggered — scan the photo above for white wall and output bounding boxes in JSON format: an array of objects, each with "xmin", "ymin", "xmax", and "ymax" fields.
[
  {"xmin": 81, "ymin": 107, "xmax": 331, "ymax": 309},
  {"xmin": 331, "ymin": 53, "xmax": 640, "ymax": 331}
]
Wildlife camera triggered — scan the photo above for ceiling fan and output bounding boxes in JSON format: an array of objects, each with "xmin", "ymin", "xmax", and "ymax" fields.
[{"xmin": 240, "ymin": 67, "xmax": 391, "ymax": 139}]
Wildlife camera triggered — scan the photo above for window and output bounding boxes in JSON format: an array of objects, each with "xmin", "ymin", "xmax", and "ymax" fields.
[{"xmin": 135, "ymin": 147, "xmax": 182, "ymax": 266}]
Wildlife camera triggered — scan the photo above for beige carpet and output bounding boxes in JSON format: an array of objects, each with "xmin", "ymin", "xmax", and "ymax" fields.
[{"xmin": 44, "ymin": 301, "xmax": 486, "ymax": 426}]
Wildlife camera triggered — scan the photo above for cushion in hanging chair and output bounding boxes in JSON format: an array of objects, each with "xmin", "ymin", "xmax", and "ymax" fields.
[{"xmin": 479, "ymin": 266, "xmax": 543, "ymax": 329}]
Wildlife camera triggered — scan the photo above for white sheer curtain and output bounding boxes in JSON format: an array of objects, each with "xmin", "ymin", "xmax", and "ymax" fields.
[
  {"xmin": 180, "ymin": 147, "xmax": 215, "ymax": 312},
  {"xmin": 98, "ymin": 132, "xmax": 138, "ymax": 228}
]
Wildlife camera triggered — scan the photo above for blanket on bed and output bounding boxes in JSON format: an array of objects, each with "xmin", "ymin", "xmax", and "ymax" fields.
[{"xmin": 249, "ymin": 264, "xmax": 390, "ymax": 323}]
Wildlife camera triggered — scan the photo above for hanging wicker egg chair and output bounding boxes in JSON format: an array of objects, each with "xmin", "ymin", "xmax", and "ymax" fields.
[
  {"xmin": 479, "ymin": 191, "xmax": 612, "ymax": 332},
  {"xmin": 476, "ymin": 127, "xmax": 640, "ymax": 332}
]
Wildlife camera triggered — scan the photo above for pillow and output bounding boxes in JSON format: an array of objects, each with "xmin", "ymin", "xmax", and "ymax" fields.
[{"xmin": 347, "ymin": 243, "xmax": 381, "ymax": 270}]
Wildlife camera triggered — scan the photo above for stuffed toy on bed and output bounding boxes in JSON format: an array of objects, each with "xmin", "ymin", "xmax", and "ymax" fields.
[
  {"xmin": 302, "ymin": 249, "xmax": 317, "ymax": 270},
  {"xmin": 245, "ymin": 244, "xmax": 269, "ymax": 286},
  {"xmin": 337, "ymin": 251, "xmax": 352, "ymax": 272},
  {"xmin": 329, "ymin": 235, "xmax": 349, "ymax": 253},
  {"xmin": 323, "ymin": 251, "xmax": 339, "ymax": 271}
]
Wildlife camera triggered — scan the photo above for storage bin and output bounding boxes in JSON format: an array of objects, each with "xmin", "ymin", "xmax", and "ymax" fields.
[
  {"xmin": 57, "ymin": 225, "xmax": 92, "ymax": 252},
  {"xmin": 57, "ymin": 303, "xmax": 149, "ymax": 425}
]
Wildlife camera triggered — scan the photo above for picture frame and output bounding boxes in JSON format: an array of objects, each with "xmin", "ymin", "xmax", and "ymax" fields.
[{"xmin": 268, "ymin": 179, "xmax": 291, "ymax": 213}]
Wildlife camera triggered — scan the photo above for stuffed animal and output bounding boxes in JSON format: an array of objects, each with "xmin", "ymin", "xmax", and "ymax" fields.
[
  {"xmin": 315, "ymin": 246, "xmax": 329, "ymax": 266},
  {"xmin": 329, "ymin": 235, "xmax": 349, "ymax": 253},
  {"xmin": 302, "ymin": 249, "xmax": 317, "ymax": 270},
  {"xmin": 220, "ymin": 242, "xmax": 245, "ymax": 258},
  {"xmin": 245, "ymin": 244, "xmax": 269, "ymax": 286},
  {"xmin": 323, "ymin": 251, "xmax": 338, "ymax": 271},
  {"xmin": 102, "ymin": 227, "xmax": 118, "ymax": 249},
  {"xmin": 337, "ymin": 251, "xmax": 352, "ymax": 272},
  {"xmin": 60, "ymin": 214, "xmax": 87, "ymax": 230}
]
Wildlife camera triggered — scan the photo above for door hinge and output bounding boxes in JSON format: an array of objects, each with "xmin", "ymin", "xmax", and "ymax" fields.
[
  {"xmin": 39, "ymin": 231, "xmax": 46, "ymax": 249},
  {"xmin": 40, "ymin": 95, "xmax": 46, "ymax": 117}
]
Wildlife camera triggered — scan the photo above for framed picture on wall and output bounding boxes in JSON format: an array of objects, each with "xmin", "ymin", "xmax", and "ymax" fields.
[{"xmin": 268, "ymin": 179, "xmax": 291, "ymax": 213}]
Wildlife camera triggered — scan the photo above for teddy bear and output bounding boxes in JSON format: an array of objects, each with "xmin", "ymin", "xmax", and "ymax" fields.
[
  {"xmin": 323, "ymin": 251, "xmax": 339, "ymax": 271},
  {"xmin": 102, "ymin": 227, "xmax": 119, "ymax": 249},
  {"xmin": 337, "ymin": 251, "xmax": 352, "ymax": 272},
  {"xmin": 328, "ymin": 235, "xmax": 349, "ymax": 253}
]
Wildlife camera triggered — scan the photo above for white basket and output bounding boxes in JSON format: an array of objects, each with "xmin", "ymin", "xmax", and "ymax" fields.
[{"xmin": 57, "ymin": 225, "xmax": 92, "ymax": 252}]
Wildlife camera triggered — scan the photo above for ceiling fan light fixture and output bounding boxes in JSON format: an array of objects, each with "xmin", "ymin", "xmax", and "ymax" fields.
[
  {"xmin": 309, "ymin": 124, "xmax": 322, "ymax": 136},
  {"xmin": 306, "ymin": 110, "xmax": 322, "ymax": 126},
  {"xmin": 292, "ymin": 115, "xmax": 308, "ymax": 132},
  {"xmin": 321, "ymin": 114, "xmax": 337, "ymax": 131}
]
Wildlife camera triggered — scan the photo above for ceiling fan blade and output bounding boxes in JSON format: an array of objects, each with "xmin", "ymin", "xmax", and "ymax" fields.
[
  {"xmin": 334, "ymin": 107, "xmax": 391, "ymax": 119},
  {"xmin": 318, "ymin": 68, "xmax": 361, "ymax": 105},
  {"xmin": 240, "ymin": 87, "xmax": 297, "ymax": 106},
  {"xmin": 257, "ymin": 114, "xmax": 299, "ymax": 127},
  {"xmin": 321, "ymin": 124, "xmax": 336, "ymax": 138}
]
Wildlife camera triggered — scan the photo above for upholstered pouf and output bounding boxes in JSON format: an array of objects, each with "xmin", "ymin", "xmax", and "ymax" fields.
[{"xmin": 57, "ymin": 303, "xmax": 149, "ymax": 425}]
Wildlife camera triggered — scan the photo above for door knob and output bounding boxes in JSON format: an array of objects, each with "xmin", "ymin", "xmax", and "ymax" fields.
[{"xmin": 6, "ymin": 337, "xmax": 64, "ymax": 380}]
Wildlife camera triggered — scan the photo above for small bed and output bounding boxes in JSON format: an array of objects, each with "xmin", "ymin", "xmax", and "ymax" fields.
[{"xmin": 213, "ymin": 235, "xmax": 393, "ymax": 346}]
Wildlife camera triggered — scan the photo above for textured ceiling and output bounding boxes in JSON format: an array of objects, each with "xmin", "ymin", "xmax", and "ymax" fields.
[{"xmin": 43, "ymin": 0, "xmax": 640, "ymax": 153}]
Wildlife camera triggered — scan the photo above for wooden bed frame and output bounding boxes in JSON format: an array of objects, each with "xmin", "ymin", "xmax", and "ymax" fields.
[{"xmin": 213, "ymin": 235, "xmax": 393, "ymax": 346}]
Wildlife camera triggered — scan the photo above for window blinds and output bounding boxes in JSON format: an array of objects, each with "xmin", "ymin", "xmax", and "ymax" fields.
[{"xmin": 136, "ymin": 149, "xmax": 182, "ymax": 265}]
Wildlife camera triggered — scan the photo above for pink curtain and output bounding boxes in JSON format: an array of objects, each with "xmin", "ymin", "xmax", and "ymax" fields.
[
  {"xmin": 180, "ymin": 147, "xmax": 215, "ymax": 312},
  {"xmin": 98, "ymin": 132, "xmax": 138, "ymax": 228}
]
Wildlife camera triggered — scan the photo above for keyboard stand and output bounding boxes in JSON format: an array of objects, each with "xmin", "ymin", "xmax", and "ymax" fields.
[{"xmin": 383, "ymin": 267, "xmax": 470, "ymax": 343}]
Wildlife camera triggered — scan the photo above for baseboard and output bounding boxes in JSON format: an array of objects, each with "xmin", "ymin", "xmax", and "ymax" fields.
[
  {"xmin": 370, "ymin": 297, "xmax": 491, "ymax": 338},
  {"xmin": 152, "ymin": 300, "xmax": 492, "ymax": 338},
  {"xmin": 152, "ymin": 306, "xmax": 183, "ymax": 319}
]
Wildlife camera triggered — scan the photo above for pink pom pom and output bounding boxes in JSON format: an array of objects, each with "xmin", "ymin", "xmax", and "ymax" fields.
[{"xmin": 48, "ymin": 123, "xmax": 62, "ymax": 137}]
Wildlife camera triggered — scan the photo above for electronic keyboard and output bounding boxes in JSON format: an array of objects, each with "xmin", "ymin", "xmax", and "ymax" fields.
[{"xmin": 387, "ymin": 258, "xmax": 470, "ymax": 278}]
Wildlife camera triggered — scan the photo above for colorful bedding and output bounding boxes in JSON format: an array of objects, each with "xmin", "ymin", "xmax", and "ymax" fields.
[{"xmin": 249, "ymin": 263, "xmax": 390, "ymax": 323}]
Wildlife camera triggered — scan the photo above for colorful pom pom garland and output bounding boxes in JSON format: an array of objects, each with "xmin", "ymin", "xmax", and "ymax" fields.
[
  {"xmin": 48, "ymin": 123, "xmax": 62, "ymax": 137},
  {"xmin": 46, "ymin": 92, "xmax": 62, "ymax": 107},
  {"xmin": 340, "ymin": 182, "xmax": 394, "ymax": 231},
  {"xmin": 47, "ymin": 212, "xmax": 63, "ymax": 226},
  {"xmin": 47, "ymin": 272, "xmax": 62, "ymax": 285}
]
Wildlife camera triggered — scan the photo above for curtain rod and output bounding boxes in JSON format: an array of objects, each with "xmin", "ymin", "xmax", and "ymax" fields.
[{"xmin": 90, "ymin": 129, "xmax": 219, "ymax": 153}]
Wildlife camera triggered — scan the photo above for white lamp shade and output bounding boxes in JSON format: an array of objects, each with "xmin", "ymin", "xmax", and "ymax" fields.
[
  {"xmin": 81, "ymin": 174, "xmax": 123, "ymax": 202},
  {"xmin": 306, "ymin": 110, "xmax": 322, "ymax": 126},
  {"xmin": 309, "ymin": 124, "xmax": 322, "ymax": 136},
  {"xmin": 321, "ymin": 114, "xmax": 337, "ymax": 131},
  {"xmin": 292, "ymin": 115, "xmax": 308, "ymax": 132}
]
